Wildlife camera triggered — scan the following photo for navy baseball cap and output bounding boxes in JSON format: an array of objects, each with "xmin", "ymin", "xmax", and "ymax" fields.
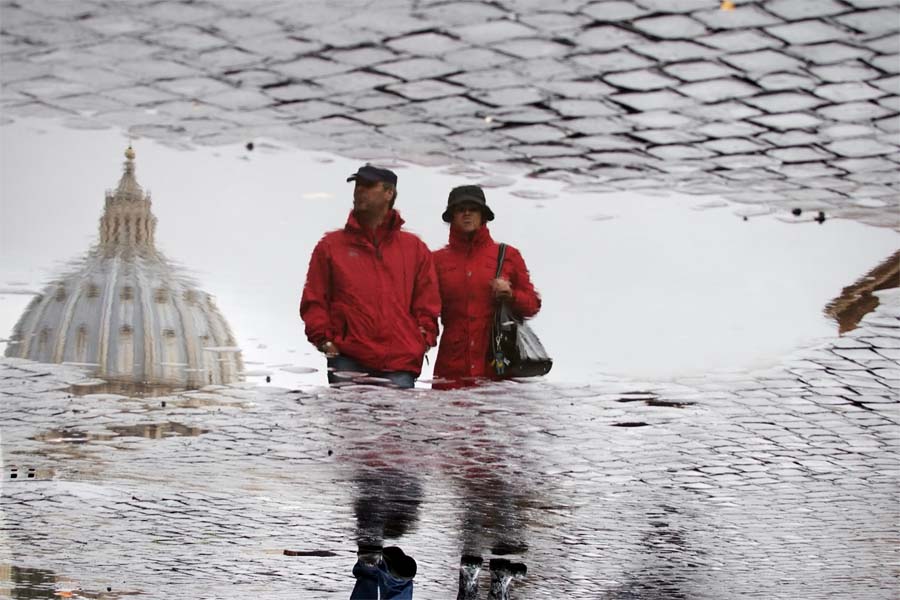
[{"xmin": 347, "ymin": 164, "xmax": 398, "ymax": 185}]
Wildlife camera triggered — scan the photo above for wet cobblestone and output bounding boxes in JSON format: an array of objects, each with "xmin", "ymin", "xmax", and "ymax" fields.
[
  {"xmin": 1, "ymin": 0, "xmax": 898, "ymax": 227},
  {"xmin": 1, "ymin": 290, "xmax": 898, "ymax": 598}
]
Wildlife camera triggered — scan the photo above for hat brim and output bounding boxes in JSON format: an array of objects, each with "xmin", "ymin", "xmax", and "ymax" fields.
[
  {"xmin": 442, "ymin": 206, "xmax": 495, "ymax": 223},
  {"xmin": 347, "ymin": 174, "xmax": 381, "ymax": 183}
]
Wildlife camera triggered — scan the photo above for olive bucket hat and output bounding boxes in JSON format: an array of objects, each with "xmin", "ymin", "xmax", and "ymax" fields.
[{"xmin": 442, "ymin": 185, "xmax": 496, "ymax": 223}]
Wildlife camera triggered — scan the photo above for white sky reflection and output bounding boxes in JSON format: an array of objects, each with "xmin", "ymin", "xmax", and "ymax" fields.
[{"xmin": 1, "ymin": 119, "xmax": 898, "ymax": 388}]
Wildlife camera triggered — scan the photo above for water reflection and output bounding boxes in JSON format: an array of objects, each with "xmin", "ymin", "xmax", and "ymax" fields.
[
  {"xmin": 826, "ymin": 249, "xmax": 900, "ymax": 334},
  {"xmin": 609, "ymin": 506, "xmax": 696, "ymax": 600},
  {"xmin": 0, "ymin": 564, "xmax": 139, "ymax": 599},
  {"xmin": 348, "ymin": 468, "xmax": 422, "ymax": 599},
  {"xmin": 327, "ymin": 385, "xmax": 544, "ymax": 598},
  {"xmin": 0, "ymin": 565, "xmax": 56, "ymax": 599},
  {"xmin": 446, "ymin": 402, "xmax": 533, "ymax": 600},
  {"xmin": 4, "ymin": 146, "xmax": 243, "ymax": 388},
  {"xmin": 67, "ymin": 380, "xmax": 182, "ymax": 398},
  {"xmin": 32, "ymin": 421, "xmax": 206, "ymax": 443},
  {"xmin": 353, "ymin": 469, "xmax": 423, "ymax": 547},
  {"xmin": 4, "ymin": 121, "xmax": 898, "ymax": 387}
]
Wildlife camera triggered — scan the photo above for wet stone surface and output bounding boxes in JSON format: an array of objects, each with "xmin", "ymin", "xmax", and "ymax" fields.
[
  {"xmin": 1, "ymin": 0, "xmax": 898, "ymax": 227},
  {"xmin": 1, "ymin": 290, "xmax": 898, "ymax": 598}
]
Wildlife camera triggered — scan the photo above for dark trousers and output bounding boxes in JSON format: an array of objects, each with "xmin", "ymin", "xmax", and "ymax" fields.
[
  {"xmin": 327, "ymin": 355, "xmax": 416, "ymax": 389},
  {"xmin": 350, "ymin": 561, "xmax": 413, "ymax": 599}
]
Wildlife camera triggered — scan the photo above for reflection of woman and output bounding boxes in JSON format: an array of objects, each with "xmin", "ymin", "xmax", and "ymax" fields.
[{"xmin": 432, "ymin": 185, "xmax": 541, "ymax": 387}]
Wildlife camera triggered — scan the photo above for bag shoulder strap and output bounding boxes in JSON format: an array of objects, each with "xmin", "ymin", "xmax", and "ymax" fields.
[{"xmin": 495, "ymin": 243, "xmax": 507, "ymax": 278}]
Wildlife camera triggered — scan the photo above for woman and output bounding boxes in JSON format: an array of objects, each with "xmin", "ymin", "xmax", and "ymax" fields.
[{"xmin": 432, "ymin": 185, "xmax": 541, "ymax": 388}]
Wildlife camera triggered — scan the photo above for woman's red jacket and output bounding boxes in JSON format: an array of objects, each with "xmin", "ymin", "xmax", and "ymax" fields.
[{"xmin": 433, "ymin": 225, "xmax": 541, "ymax": 384}]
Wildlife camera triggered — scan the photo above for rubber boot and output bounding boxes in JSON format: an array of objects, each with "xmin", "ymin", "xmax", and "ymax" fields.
[
  {"xmin": 488, "ymin": 558, "xmax": 527, "ymax": 600},
  {"xmin": 456, "ymin": 555, "xmax": 483, "ymax": 600}
]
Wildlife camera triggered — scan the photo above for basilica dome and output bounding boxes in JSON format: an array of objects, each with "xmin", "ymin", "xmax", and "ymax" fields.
[{"xmin": 5, "ymin": 147, "xmax": 243, "ymax": 388}]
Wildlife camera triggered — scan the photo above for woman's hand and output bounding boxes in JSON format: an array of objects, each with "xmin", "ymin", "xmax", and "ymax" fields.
[
  {"xmin": 419, "ymin": 326, "xmax": 433, "ymax": 349},
  {"xmin": 491, "ymin": 278, "xmax": 513, "ymax": 300}
]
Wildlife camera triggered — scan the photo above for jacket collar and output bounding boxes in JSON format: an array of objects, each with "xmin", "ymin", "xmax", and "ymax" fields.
[
  {"xmin": 345, "ymin": 209, "xmax": 404, "ymax": 237},
  {"xmin": 448, "ymin": 223, "xmax": 493, "ymax": 250}
]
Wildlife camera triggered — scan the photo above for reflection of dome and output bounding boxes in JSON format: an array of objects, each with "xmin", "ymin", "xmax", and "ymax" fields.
[{"xmin": 5, "ymin": 147, "xmax": 243, "ymax": 387}]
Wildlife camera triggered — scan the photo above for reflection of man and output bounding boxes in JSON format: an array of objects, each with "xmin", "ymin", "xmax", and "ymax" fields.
[
  {"xmin": 300, "ymin": 164, "xmax": 440, "ymax": 388},
  {"xmin": 350, "ymin": 469, "xmax": 422, "ymax": 599}
]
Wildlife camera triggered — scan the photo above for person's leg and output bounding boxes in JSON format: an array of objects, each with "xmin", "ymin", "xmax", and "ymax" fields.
[
  {"xmin": 350, "ymin": 561, "xmax": 381, "ymax": 600},
  {"xmin": 328, "ymin": 355, "xmax": 371, "ymax": 386},
  {"xmin": 379, "ymin": 370, "xmax": 416, "ymax": 389}
]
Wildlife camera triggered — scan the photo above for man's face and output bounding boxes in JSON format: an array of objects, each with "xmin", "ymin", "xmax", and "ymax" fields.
[{"xmin": 353, "ymin": 179, "xmax": 393, "ymax": 215}]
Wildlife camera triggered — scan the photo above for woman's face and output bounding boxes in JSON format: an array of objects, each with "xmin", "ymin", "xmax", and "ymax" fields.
[{"xmin": 451, "ymin": 203, "xmax": 484, "ymax": 233}]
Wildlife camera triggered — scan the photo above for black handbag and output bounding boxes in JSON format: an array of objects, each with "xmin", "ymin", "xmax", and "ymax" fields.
[{"xmin": 490, "ymin": 244, "xmax": 553, "ymax": 378}]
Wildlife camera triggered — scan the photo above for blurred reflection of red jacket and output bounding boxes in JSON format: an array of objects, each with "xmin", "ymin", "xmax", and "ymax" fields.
[
  {"xmin": 433, "ymin": 225, "xmax": 541, "ymax": 385},
  {"xmin": 300, "ymin": 210, "xmax": 440, "ymax": 375}
]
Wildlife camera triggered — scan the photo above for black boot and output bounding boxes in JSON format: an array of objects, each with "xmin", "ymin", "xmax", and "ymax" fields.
[
  {"xmin": 488, "ymin": 558, "xmax": 527, "ymax": 600},
  {"xmin": 456, "ymin": 555, "xmax": 483, "ymax": 600},
  {"xmin": 382, "ymin": 546, "xmax": 417, "ymax": 580}
]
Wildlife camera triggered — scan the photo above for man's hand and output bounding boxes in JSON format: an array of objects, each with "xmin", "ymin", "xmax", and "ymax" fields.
[
  {"xmin": 491, "ymin": 278, "xmax": 513, "ymax": 301},
  {"xmin": 319, "ymin": 341, "xmax": 339, "ymax": 357}
]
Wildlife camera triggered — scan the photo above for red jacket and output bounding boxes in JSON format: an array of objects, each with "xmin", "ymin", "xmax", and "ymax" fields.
[
  {"xmin": 433, "ymin": 225, "xmax": 541, "ymax": 384},
  {"xmin": 300, "ymin": 210, "xmax": 440, "ymax": 375}
]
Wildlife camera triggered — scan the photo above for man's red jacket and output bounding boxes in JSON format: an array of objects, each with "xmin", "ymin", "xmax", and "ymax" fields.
[
  {"xmin": 300, "ymin": 210, "xmax": 440, "ymax": 375},
  {"xmin": 433, "ymin": 225, "xmax": 541, "ymax": 383}
]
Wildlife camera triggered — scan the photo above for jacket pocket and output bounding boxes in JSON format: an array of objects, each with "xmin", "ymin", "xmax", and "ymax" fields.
[{"xmin": 331, "ymin": 310, "xmax": 349, "ymax": 344}]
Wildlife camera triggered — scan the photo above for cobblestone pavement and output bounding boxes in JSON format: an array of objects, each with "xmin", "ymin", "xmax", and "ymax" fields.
[
  {"xmin": 1, "ymin": 289, "xmax": 897, "ymax": 598},
  {"xmin": 1, "ymin": 0, "xmax": 898, "ymax": 227}
]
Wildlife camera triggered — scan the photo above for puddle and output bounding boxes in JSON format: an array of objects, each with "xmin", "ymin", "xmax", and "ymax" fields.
[
  {"xmin": 0, "ymin": 565, "xmax": 141, "ymax": 599},
  {"xmin": 165, "ymin": 395, "xmax": 248, "ymax": 409},
  {"xmin": 67, "ymin": 381, "xmax": 183, "ymax": 398},
  {"xmin": 826, "ymin": 249, "xmax": 900, "ymax": 334},
  {"xmin": 281, "ymin": 549, "xmax": 340, "ymax": 557},
  {"xmin": 0, "ymin": 565, "xmax": 57, "ymax": 599},
  {"xmin": 645, "ymin": 399, "xmax": 695, "ymax": 409},
  {"xmin": 616, "ymin": 393, "xmax": 694, "ymax": 408},
  {"xmin": 1, "ymin": 119, "xmax": 899, "ymax": 388},
  {"xmin": 33, "ymin": 422, "xmax": 207, "ymax": 444},
  {"xmin": 5, "ymin": 466, "xmax": 52, "ymax": 481}
]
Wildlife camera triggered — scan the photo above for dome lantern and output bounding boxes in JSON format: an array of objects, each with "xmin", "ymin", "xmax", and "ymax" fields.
[{"xmin": 99, "ymin": 145, "xmax": 157, "ymax": 252}]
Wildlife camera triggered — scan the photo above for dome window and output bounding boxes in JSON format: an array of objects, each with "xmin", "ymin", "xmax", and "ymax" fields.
[
  {"xmin": 120, "ymin": 324, "xmax": 133, "ymax": 335},
  {"xmin": 162, "ymin": 328, "xmax": 176, "ymax": 338},
  {"xmin": 54, "ymin": 286, "xmax": 67, "ymax": 302},
  {"xmin": 121, "ymin": 286, "xmax": 134, "ymax": 301},
  {"xmin": 85, "ymin": 283, "xmax": 100, "ymax": 298},
  {"xmin": 75, "ymin": 325, "xmax": 89, "ymax": 363},
  {"xmin": 154, "ymin": 288, "xmax": 169, "ymax": 303},
  {"xmin": 38, "ymin": 328, "xmax": 50, "ymax": 352}
]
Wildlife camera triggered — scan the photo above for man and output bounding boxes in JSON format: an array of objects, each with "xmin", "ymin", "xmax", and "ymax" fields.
[{"xmin": 300, "ymin": 164, "xmax": 440, "ymax": 388}]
